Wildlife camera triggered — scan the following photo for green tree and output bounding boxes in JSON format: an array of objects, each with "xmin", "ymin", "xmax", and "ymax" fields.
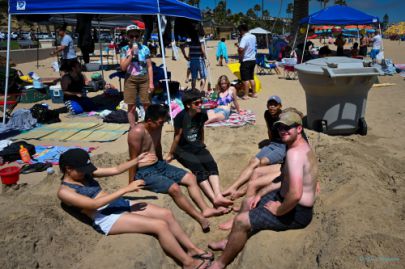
[
  {"xmin": 247, "ymin": 8, "xmax": 257, "ymax": 19},
  {"xmin": 254, "ymin": 4, "xmax": 261, "ymax": 18},
  {"xmin": 292, "ymin": 0, "xmax": 309, "ymax": 42},
  {"xmin": 263, "ymin": 10, "xmax": 270, "ymax": 18},
  {"xmin": 286, "ymin": 3, "xmax": 294, "ymax": 19},
  {"xmin": 383, "ymin": 14, "xmax": 389, "ymax": 29},
  {"xmin": 317, "ymin": 0, "xmax": 329, "ymax": 9},
  {"xmin": 213, "ymin": 1, "xmax": 227, "ymax": 25},
  {"xmin": 334, "ymin": 0, "xmax": 347, "ymax": 5}
]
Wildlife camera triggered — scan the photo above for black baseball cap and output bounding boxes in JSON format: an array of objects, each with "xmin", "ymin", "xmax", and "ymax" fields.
[{"xmin": 59, "ymin": 148, "xmax": 97, "ymax": 175}]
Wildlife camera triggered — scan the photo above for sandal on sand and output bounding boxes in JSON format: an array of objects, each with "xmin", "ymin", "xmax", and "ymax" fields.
[
  {"xmin": 192, "ymin": 251, "xmax": 214, "ymax": 261},
  {"xmin": 193, "ymin": 259, "xmax": 210, "ymax": 269},
  {"xmin": 20, "ymin": 163, "xmax": 52, "ymax": 174}
]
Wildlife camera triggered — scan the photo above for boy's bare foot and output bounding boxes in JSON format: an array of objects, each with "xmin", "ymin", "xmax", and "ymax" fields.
[
  {"xmin": 222, "ymin": 187, "xmax": 237, "ymax": 197},
  {"xmin": 208, "ymin": 261, "xmax": 226, "ymax": 269},
  {"xmin": 213, "ymin": 195, "xmax": 234, "ymax": 207},
  {"xmin": 217, "ymin": 206, "xmax": 232, "ymax": 214},
  {"xmin": 199, "ymin": 218, "xmax": 211, "ymax": 233},
  {"xmin": 202, "ymin": 207, "xmax": 225, "ymax": 218},
  {"xmin": 218, "ymin": 217, "xmax": 234, "ymax": 230},
  {"xmin": 232, "ymin": 204, "xmax": 241, "ymax": 212},
  {"xmin": 230, "ymin": 189, "xmax": 246, "ymax": 200},
  {"xmin": 208, "ymin": 239, "xmax": 228, "ymax": 251}
]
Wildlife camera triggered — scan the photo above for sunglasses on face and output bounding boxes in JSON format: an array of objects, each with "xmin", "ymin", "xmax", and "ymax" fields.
[
  {"xmin": 192, "ymin": 100, "xmax": 202, "ymax": 106},
  {"xmin": 129, "ymin": 34, "xmax": 140, "ymax": 39},
  {"xmin": 277, "ymin": 124, "xmax": 298, "ymax": 131}
]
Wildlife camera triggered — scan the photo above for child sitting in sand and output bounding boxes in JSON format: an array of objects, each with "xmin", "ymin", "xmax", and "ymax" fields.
[{"xmin": 57, "ymin": 148, "xmax": 212, "ymax": 269}]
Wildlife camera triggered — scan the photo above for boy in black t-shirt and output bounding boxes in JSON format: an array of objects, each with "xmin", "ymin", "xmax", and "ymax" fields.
[{"xmin": 166, "ymin": 89, "xmax": 233, "ymax": 210}]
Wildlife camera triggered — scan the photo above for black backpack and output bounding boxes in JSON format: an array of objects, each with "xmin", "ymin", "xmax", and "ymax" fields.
[
  {"xmin": 30, "ymin": 104, "xmax": 61, "ymax": 124},
  {"xmin": 0, "ymin": 141, "xmax": 36, "ymax": 162}
]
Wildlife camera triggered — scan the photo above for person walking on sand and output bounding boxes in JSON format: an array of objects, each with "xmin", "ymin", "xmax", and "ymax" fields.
[
  {"xmin": 165, "ymin": 89, "xmax": 233, "ymax": 210},
  {"xmin": 334, "ymin": 33, "xmax": 346, "ymax": 56},
  {"xmin": 57, "ymin": 149, "xmax": 212, "ymax": 269},
  {"xmin": 207, "ymin": 111, "xmax": 319, "ymax": 269},
  {"xmin": 51, "ymin": 25, "xmax": 77, "ymax": 74},
  {"xmin": 120, "ymin": 22, "xmax": 154, "ymax": 128},
  {"xmin": 237, "ymin": 24, "xmax": 257, "ymax": 99},
  {"xmin": 128, "ymin": 104, "xmax": 224, "ymax": 232},
  {"xmin": 216, "ymin": 38, "xmax": 228, "ymax": 66}
]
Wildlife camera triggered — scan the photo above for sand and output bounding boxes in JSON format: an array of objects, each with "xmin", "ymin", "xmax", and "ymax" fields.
[{"xmin": 1, "ymin": 39, "xmax": 404, "ymax": 269}]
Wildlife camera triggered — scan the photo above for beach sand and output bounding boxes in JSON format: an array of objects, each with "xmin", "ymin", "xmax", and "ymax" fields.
[{"xmin": 1, "ymin": 39, "xmax": 404, "ymax": 268}]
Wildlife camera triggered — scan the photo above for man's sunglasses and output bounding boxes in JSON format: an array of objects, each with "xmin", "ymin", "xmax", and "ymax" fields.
[
  {"xmin": 277, "ymin": 123, "xmax": 298, "ymax": 131},
  {"xmin": 192, "ymin": 100, "xmax": 202, "ymax": 106}
]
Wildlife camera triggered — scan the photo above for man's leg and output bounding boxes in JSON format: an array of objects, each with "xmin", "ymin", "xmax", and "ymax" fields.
[
  {"xmin": 167, "ymin": 182, "xmax": 210, "ymax": 231},
  {"xmin": 249, "ymin": 79, "xmax": 257, "ymax": 97},
  {"xmin": 180, "ymin": 173, "xmax": 223, "ymax": 218},
  {"xmin": 223, "ymin": 157, "xmax": 260, "ymax": 199},
  {"xmin": 242, "ymin": 80, "xmax": 250, "ymax": 99},
  {"xmin": 208, "ymin": 212, "xmax": 252, "ymax": 269}
]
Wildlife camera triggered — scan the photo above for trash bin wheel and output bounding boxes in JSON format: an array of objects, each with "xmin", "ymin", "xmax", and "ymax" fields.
[
  {"xmin": 315, "ymin": 120, "xmax": 327, "ymax": 133},
  {"xmin": 358, "ymin": 118, "xmax": 367, "ymax": 136}
]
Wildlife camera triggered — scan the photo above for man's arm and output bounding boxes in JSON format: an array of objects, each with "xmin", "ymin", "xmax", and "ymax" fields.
[
  {"xmin": 165, "ymin": 127, "xmax": 182, "ymax": 162},
  {"xmin": 146, "ymin": 58, "xmax": 154, "ymax": 92},
  {"xmin": 127, "ymin": 126, "xmax": 144, "ymax": 183}
]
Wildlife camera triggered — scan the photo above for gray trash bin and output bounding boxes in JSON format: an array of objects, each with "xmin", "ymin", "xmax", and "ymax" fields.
[{"xmin": 295, "ymin": 57, "xmax": 383, "ymax": 135}]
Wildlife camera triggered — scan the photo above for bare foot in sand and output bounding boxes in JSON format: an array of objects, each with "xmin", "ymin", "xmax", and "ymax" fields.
[
  {"xmin": 213, "ymin": 195, "xmax": 234, "ymax": 207},
  {"xmin": 218, "ymin": 217, "xmax": 234, "ymax": 230},
  {"xmin": 208, "ymin": 261, "xmax": 226, "ymax": 269},
  {"xmin": 198, "ymin": 218, "xmax": 211, "ymax": 233},
  {"xmin": 232, "ymin": 204, "xmax": 241, "ymax": 212},
  {"xmin": 230, "ymin": 189, "xmax": 246, "ymax": 200},
  {"xmin": 217, "ymin": 206, "xmax": 232, "ymax": 214},
  {"xmin": 208, "ymin": 239, "xmax": 228, "ymax": 251},
  {"xmin": 222, "ymin": 187, "xmax": 237, "ymax": 197},
  {"xmin": 202, "ymin": 207, "xmax": 225, "ymax": 218}
]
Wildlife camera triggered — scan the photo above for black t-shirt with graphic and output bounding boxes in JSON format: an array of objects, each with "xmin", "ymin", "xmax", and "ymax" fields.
[
  {"xmin": 264, "ymin": 110, "xmax": 282, "ymax": 143},
  {"xmin": 174, "ymin": 110, "xmax": 208, "ymax": 152}
]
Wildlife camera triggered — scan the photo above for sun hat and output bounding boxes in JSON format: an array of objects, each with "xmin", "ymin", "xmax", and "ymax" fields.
[
  {"xmin": 275, "ymin": 111, "xmax": 302, "ymax": 126},
  {"xmin": 59, "ymin": 148, "xmax": 97, "ymax": 175},
  {"xmin": 267, "ymin": 95, "xmax": 282, "ymax": 104},
  {"xmin": 126, "ymin": 20, "xmax": 145, "ymax": 32}
]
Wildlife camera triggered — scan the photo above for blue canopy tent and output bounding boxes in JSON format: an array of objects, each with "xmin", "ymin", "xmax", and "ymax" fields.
[
  {"xmin": 295, "ymin": 5, "xmax": 380, "ymax": 63},
  {"xmin": 3, "ymin": 0, "xmax": 202, "ymax": 124}
]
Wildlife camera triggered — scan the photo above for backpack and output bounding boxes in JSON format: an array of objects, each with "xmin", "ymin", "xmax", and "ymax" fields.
[
  {"xmin": 30, "ymin": 104, "xmax": 61, "ymax": 124},
  {"xmin": 0, "ymin": 141, "xmax": 36, "ymax": 162}
]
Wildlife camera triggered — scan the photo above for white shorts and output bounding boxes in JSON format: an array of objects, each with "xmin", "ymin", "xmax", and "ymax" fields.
[{"xmin": 93, "ymin": 211, "xmax": 123, "ymax": 235}]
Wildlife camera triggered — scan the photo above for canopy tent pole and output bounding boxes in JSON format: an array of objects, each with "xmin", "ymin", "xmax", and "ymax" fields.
[
  {"xmin": 202, "ymin": 38, "xmax": 212, "ymax": 90},
  {"xmin": 2, "ymin": 14, "xmax": 12, "ymax": 125},
  {"xmin": 265, "ymin": 34, "xmax": 269, "ymax": 49},
  {"xmin": 98, "ymin": 19, "xmax": 104, "ymax": 79},
  {"xmin": 36, "ymin": 26, "xmax": 40, "ymax": 69},
  {"xmin": 157, "ymin": 14, "xmax": 173, "ymax": 125},
  {"xmin": 356, "ymin": 25, "xmax": 360, "ymax": 43},
  {"xmin": 291, "ymin": 27, "xmax": 299, "ymax": 49},
  {"xmin": 301, "ymin": 23, "xmax": 310, "ymax": 64},
  {"xmin": 378, "ymin": 23, "xmax": 384, "ymax": 52}
]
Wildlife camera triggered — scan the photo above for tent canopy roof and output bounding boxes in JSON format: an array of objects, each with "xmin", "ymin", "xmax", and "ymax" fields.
[
  {"xmin": 8, "ymin": 0, "xmax": 201, "ymax": 21},
  {"xmin": 249, "ymin": 27, "xmax": 271, "ymax": 34},
  {"xmin": 300, "ymin": 5, "xmax": 379, "ymax": 25}
]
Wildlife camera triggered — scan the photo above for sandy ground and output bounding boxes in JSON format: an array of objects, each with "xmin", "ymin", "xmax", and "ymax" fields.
[{"xmin": 0, "ymin": 39, "xmax": 404, "ymax": 269}]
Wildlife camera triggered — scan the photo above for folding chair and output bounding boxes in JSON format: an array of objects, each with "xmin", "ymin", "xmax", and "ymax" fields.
[
  {"xmin": 281, "ymin": 58, "xmax": 298, "ymax": 80},
  {"xmin": 0, "ymin": 93, "xmax": 22, "ymax": 120},
  {"xmin": 256, "ymin": 54, "xmax": 277, "ymax": 75}
]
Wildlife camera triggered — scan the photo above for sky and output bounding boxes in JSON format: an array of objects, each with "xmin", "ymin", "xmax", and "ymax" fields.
[{"xmin": 199, "ymin": 0, "xmax": 405, "ymax": 23}]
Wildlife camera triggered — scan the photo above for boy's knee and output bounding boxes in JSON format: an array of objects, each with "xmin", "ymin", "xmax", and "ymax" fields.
[
  {"xmin": 161, "ymin": 208, "xmax": 174, "ymax": 220},
  {"xmin": 181, "ymin": 172, "xmax": 197, "ymax": 185},
  {"xmin": 168, "ymin": 183, "xmax": 182, "ymax": 197},
  {"xmin": 259, "ymin": 157, "xmax": 270, "ymax": 166},
  {"xmin": 249, "ymin": 157, "xmax": 260, "ymax": 167}
]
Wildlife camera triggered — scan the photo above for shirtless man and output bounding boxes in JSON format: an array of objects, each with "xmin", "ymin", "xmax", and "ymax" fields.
[
  {"xmin": 208, "ymin": 111, "xmax": 319, "ymax": 268},
  {"xmin": 128, "ymin": 104, "xmax": 222, "ymax": 232}
]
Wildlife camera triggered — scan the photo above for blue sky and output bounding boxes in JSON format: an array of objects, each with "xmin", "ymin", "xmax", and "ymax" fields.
[{"xmin": 199, "ymin": 0, "xmax": 405, "ymax": 22}]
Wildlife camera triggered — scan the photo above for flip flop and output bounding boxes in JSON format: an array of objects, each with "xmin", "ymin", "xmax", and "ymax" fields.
[
  {"xmin": 193, "ymin": 258, "xmax": 210, "ymax": 269},
  {"xmin": 192, "ymin": 251, "xmax": 214, "ymax": 261},
  {"xmin": 20, "ymin": 163, "xmax": 52, "ymax": 174}
]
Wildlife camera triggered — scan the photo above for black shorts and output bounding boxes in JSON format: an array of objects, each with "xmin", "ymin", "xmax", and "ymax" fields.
[
  {"xmin": 240, "ymin": 60, "xmax": 256, "ymax": 81},
  {"xmin": 60, "ymin": 58, "xmax": 78, "ymax": 72},
  {"xmin": 174, "ymin": 147, "xmax": 219, "ymax": 183},
  {"xmin": 249, "ymin": 191, "xmax": 313, "ymax": 234}
]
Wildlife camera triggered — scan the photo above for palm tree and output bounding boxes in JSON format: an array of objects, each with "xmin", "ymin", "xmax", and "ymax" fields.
[
  {"xmin": 247, "ymin": 8, "xmax": 257, "ymax": 19},
  {"xmin": 286, "ymin": 3, "xmax": 294, "ymax": 19},
  {"xmin": 317, "ymin": 0, "xmax": 329, "ymax": 9},
  {"xmin": 263, "ymin": 10, "xmax": 270, "ymax": 18},
  {"xmin": 254, "ymin": 4, "xmax": 261, "ymax": 19},
  {"xmin": 291, "ymin": 0, "xmax": 309, "ymax": 42},
  {"xmin": 334, "ymin": 0, "xmax": 347, "ymax": 5}
]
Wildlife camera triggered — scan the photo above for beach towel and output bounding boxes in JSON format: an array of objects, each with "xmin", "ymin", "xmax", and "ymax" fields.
[
  {"xmin": 23, "ymin": 145, "xmax": 96, "ymax": 165},
  {"xmin": 205, "ymin": 109, "xmax": 256, "ymax": 128},
  {"xmin": 216, "ymin": 41, "xmax": 228, "ymax": 63},
  {"xmin": 12, "ymin": 122, "xmax": 128, "ymax": 142}
]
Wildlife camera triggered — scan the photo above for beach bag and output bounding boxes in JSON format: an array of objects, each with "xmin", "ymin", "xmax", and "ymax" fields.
[
  {"xmin": 88, "ymin": 73, "xmax": 106, "ymax": 92},
  {"xmin": 0, "ymin": 141, "xmax": 36, "ymax": 162},
  {"xmin": 30, "ymin": 104, "xmax": 61, "ymax": 124}
]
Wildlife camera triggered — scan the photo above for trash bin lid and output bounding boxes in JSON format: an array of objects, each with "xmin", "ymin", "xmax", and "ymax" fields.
[{"xmin": 295, "ymin": 57, "xmax": 364, "ymax": 75}]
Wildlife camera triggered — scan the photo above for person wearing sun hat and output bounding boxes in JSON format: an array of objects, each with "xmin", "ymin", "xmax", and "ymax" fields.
[
  {"xmin": 57, "ymin": 148, "xmax": 214, "ymax": 268},
  {"xmin": 120, "ymin": 20, "xmax": 154, "ymax": 128}
]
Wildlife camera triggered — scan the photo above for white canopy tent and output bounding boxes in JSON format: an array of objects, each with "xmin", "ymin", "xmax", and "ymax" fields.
[{"xmin": 249, "ymin": 27, "xmax": 271, "ymax": 49}]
